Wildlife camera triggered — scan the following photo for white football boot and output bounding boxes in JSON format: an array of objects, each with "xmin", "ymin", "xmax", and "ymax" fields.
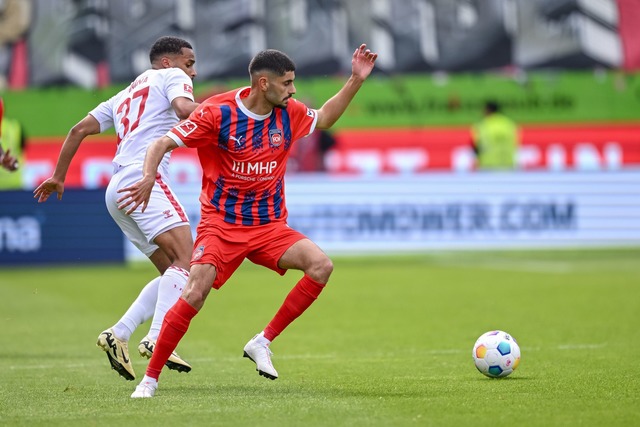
[
  {"xmin": 243, "ymin": 332, "xmax": 278, "ymax": 380},
  {"xmin": 131, "ymin": 377, "xmax": 157, "ymax": 398}
]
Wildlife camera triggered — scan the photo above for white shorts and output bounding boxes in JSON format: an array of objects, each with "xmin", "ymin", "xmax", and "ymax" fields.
[{"xmin": 105, "ymin": 164, "xmax": 190, "ymax": 257}]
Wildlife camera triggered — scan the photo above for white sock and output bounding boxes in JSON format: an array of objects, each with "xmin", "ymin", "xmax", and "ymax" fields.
[
  {"xmin": 112, "ymin": 276, "xmax": 161, "ymax": 341},
  {"xmin": 148, "ymin": 266, "xmax": 189, "ymax": 340},
  {"xmin": 257, "ymin": 331, "xmax": 271, "ymax": 345},
  {"xmin": 141, "ymin": 375, "xmax": 158, "ymax": 387}
]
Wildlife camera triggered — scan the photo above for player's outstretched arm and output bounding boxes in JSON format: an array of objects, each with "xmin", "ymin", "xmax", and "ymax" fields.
[
  {"xmin": 315, "ymin": 44, "xmax": 377, "ymax": 130},
  {"xmin": 116, "ymin": 135, "xmax": 178, "ymax": 215},
  {"xmin": 33, "ymin": 115, "xmax": 101, "ymax": 202}
]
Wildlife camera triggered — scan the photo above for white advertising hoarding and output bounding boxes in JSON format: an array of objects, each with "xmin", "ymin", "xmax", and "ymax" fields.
[
  {"xmin": 283, "ymin": 171, "xmax": 640, "ymax": 252},
  {"xmin": 126, "ymin": 170, "xmax": 640, "ymax": 259}
]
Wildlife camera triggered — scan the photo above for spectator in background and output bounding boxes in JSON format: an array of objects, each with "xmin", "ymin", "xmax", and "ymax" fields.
[
  {"xmin": 287, "ymin": 96, "xmax": 337, "ymax": 173},
  {"xmin": 288, "ymin": 128, "xmax": 337, "ymax": 172},
  {"xmin": 0, "ymin": 96, "xmax": 25, "ymax": 187},
  {"xmin": 471, "ymin": 100, "xmax": 520, "ymax": 170},
  {"xmin": 0, "ymin": 0, "xmax": 32, "ymax": 89}
]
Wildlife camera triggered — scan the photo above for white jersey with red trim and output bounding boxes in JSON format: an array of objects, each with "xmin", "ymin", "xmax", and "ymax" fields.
[{"xmin": 90, "ymin": 67, "xmax": 194, "ymax": 176}]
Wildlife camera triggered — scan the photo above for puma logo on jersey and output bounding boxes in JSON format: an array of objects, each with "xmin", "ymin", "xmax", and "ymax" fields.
[{"xmin": 229, "ymin": 135, "xmax": 245, "ymax": 148}]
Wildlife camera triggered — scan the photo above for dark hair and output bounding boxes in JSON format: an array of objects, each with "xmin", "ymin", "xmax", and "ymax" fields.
[
  {"xmin": 248, "ymin": 49, "xmax": 296, "ymax": 77},
  {"xmin": 485, "ymin": 100, "xmax": 500, "ymax": 113},
  {"xmin": 149, "ymin": 36, "xmax": 193, "ymax": 63}
]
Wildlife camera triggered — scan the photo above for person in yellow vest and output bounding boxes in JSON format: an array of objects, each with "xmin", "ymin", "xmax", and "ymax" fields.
[
  {"xmin": 0, "ymin": 97, "xmax": 25, "ymax": 188},
  {"xmin": 471, "ymin": 100, "xmax": 520, "ymax": 170}
]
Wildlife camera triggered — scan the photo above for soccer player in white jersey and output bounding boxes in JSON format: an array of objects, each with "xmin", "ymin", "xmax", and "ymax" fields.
[{"xmin": 34, "ymin": 36, "xmax": 199, "ymax": 381}]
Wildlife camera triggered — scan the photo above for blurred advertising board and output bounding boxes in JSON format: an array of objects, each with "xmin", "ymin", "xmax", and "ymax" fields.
[
  {"xmin": 282, "ymin": 171, "xmax": 640, "ymax": 252},
  {"xmin": 21, "ymin": 123, "xmax": 640, "ymax": 189},
  {"xmin": 156, "ymin": 170, "xmax": 640, "ymax": 257},
  {"xmin": 0, "ymin": 190, "xmax": 124, "ymax": 265}
]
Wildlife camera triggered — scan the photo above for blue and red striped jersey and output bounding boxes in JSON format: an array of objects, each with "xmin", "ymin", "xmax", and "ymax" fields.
[{"xmin": 168, "ymin": 87, "xmax": 317, "ymax": 225}]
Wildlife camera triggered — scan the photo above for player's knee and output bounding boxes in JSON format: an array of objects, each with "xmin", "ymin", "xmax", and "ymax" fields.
[
  {"xmin": 163, "ymin": 247, "xmax": 192, "ymax": 270},
  {"xmin": 154, "ymin": 228, "xmax": 193, "ymax": 268},
  {"xmin": 308, "ymin": 256, "xmax": 333, "ymax": 284},
  {"xmin": 322, "ymin": 257, "xmax": 334, "ymax": 279},
  {"xmin": 174, "ymin": 255, "xmax": 192, "ymax": 271},
  {"xmin": 182, "ymin": 281, "xmax": 211, "ymax": 309}
]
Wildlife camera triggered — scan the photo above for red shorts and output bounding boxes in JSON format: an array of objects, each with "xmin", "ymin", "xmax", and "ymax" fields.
[{"xmin": 191, "ymin": 216, "xmax": 307, "ymax": 289}]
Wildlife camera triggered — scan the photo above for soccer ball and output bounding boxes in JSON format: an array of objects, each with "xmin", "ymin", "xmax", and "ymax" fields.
[{"xmin": 472, "ymin": 330, "xmax": 521, "ymax": 378}]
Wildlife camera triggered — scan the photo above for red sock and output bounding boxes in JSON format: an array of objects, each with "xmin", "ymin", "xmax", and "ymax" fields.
[
  {"xmin": 263, "ymin": 275, "xmax": 326, "ymax": 341},
  {"xmin": 146, "ymin": 298, "xmax": 198, "ymax": 380}
]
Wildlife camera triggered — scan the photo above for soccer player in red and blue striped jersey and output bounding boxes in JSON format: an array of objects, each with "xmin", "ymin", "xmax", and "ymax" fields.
[
  {"xmin": 119, "ymin": 44, "xmax": 378, "ymax": 398},
  {"xmin": 172, "ymin": 84, "xmax": 317, "ymax": 226}
]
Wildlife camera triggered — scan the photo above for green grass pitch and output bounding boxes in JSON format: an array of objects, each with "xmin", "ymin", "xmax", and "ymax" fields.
[{"xmin": 1, "ymin": 248, "xmax": 639, "ymax": 426}]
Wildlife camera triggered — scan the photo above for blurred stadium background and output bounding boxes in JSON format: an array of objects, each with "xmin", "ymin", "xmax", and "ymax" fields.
[{"xmin": 1, "ymin": 0, "xmax": 639, "ymax": 264}]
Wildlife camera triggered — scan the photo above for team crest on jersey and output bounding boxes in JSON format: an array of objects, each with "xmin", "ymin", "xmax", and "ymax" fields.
[
  {"xmin": 176, "ymin": 120, "xmax": 197, "ymax": 137},
  {"xmin": 184, "ymin": 83, "xmax": 193, "ymax": 94},
  {"xmin": 269, "ymin": 129, "xmax": 283, "ymax": 148},
  {"xmin": 192, "ymin": 245, "xmax": 205, "ymax": 261}
]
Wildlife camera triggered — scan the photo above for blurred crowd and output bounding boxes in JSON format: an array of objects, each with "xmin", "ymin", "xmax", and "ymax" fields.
[{"xmin": 1, "ymin": 0, "xmax": 637, "ymax": 90}]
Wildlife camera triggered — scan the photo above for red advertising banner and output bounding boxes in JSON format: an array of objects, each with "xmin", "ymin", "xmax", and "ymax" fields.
[
  {"xmin": 24, "ymin": 123, "xmax": 640, "ymax": 188},
  {"xmin": 326, "ymin": 124, "xmax": 640, "ymax": 174},
  {"xmin": 24, "ymin": 136, "xmax": 203, "ymax": 189}
]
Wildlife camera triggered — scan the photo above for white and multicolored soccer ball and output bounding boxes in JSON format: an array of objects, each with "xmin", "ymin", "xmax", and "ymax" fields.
[{"xmin": 472, "ymin": 330, "xmax": 521, "ymax": 378}]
